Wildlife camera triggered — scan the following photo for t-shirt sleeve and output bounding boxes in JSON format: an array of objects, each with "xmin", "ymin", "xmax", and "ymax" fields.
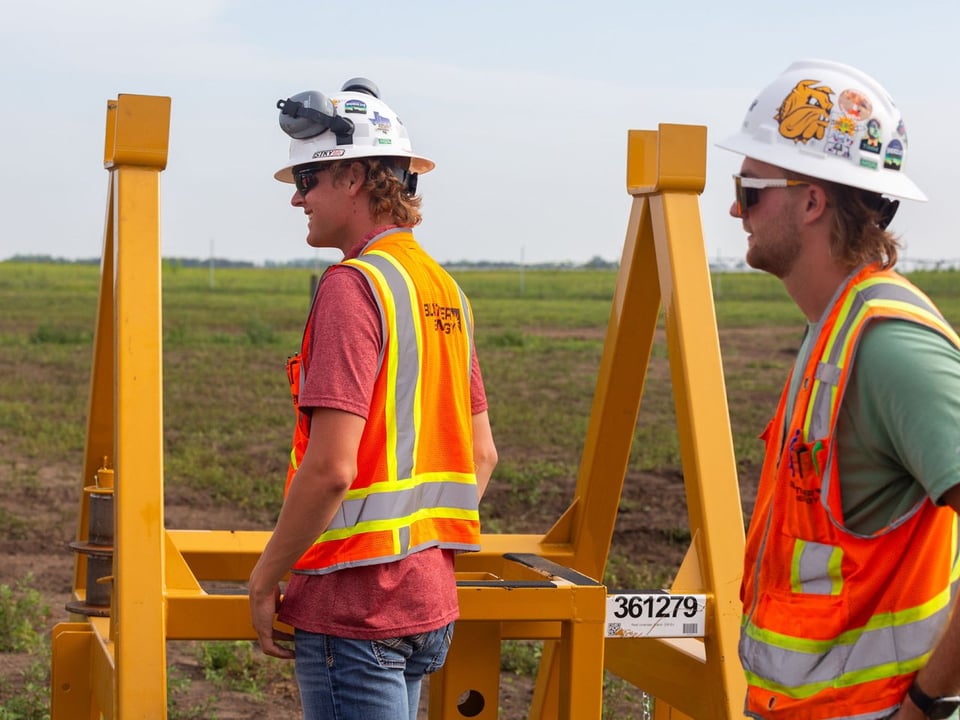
[
  {"xmin": 852, "ymin": 319, "xmax": 960, "ymax": 505},
  {"xmin": 298, "ymin": 266, "xmax": 381, "ymax": 419},
  {"xmin": 470, "ymin": 348, "xmax": 489, "ymax": 415}
]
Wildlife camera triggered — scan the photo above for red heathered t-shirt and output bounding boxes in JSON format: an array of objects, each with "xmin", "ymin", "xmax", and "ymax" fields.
[{"xmin": 277, "ymin": 230, "xmax": 488, "ymax": 640}]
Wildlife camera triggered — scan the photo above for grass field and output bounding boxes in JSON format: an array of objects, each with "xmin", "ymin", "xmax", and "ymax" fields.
[{"xmin": 2, "ymin": 260, "xmax": 960, "ymax": 718}]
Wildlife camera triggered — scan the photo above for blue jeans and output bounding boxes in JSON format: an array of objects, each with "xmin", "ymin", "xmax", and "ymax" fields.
[{"xmin": 294, "ymin": 623, "xmax": 454, "ymax": 720}]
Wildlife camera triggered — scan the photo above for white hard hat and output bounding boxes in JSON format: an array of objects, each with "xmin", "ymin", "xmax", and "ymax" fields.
[
  {"xmin": 274, "ymin": 77, "xmax": 435, "ymax": 183},
  {"xmin": 717, "ymin": 59, "xmax": 926, "ymax": 201}
]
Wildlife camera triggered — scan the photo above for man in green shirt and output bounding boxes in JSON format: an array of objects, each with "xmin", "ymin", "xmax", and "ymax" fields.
[{"xmin": 719, "ymin": 59, "xmax": 960, "ymax": 720}]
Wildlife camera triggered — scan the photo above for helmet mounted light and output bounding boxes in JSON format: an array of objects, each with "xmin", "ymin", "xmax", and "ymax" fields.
[{"xmin": 277, "ymin": 91, "xmax": 355, "ymax": 145}]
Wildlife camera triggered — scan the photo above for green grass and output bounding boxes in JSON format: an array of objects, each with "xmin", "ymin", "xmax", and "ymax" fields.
[
  {"xmin": 0, "ymin": 576, "xmax": 50, "ymax": 653},
  {"xmin": 0, "ymin": 576, "xmax": 51, "ymax": 720},
  {"xmin": 4, "ymin": 260, "xmax": 956, "ymax": 517},
  {"xmin": 4, "ymin": 260, "xmax": 959, "ymax": 717}
]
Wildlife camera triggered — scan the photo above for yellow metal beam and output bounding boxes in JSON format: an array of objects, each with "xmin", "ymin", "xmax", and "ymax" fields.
[
  {"xmin": 111, "ymin": 97, "xmax": 170, "ymax": 715},
  {"xmin": 54, "ymin": 94, "xmax": 172, "ymax": 720}
]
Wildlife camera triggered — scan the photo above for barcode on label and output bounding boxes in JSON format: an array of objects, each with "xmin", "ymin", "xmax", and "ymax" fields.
[{"xmin": 682, "ymin": 623, "xmax": 699, "ymax": 634}]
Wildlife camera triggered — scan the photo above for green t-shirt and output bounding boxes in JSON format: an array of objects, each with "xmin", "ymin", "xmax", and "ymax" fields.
[{"xmin": 788, "ymin": 319, "xmax": 960, "ymax": 535}]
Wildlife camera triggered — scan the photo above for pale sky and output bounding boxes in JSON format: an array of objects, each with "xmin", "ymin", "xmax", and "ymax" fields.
[{"xmin": 2, "ymin": 1, "xmax": 958, "ymax": 267}]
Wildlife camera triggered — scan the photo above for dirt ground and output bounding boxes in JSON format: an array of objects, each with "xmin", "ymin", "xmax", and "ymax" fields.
[{"xmin": 0, "ymin": 326, "xmax": 791, "ymax": 718}]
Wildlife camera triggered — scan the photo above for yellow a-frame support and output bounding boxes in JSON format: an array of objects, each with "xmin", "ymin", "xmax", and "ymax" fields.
[
  {"xmin": 603, "ymin": 126, "xmax": 746, "ymax": 719},
  {"xmin": 432, "ymin": 124, "xmax": 746, "ymax": 719},
  {"xmin": 49, "ymin": 95, "xmax": 745, "ymax": 719}
]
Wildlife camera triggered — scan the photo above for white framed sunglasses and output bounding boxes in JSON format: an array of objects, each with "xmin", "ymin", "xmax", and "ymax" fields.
[{"xmin": 733, "ymin": 175, "xmax": 810, "ymax": 215}]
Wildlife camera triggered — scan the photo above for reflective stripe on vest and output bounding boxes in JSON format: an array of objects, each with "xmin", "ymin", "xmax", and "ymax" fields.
[
  {"xmin": 805, "ymin": 276, "xmax": 959, "ymax": 441},
  {"xmin": 285, "ymin": 230, "xmax": 480, "ymax": 574},
  {"xmin": 343, "ymin": 249, "xmax": 474, "ymax": 483},
  {"xmin": 741, "ymin": 264, "xmax": 960, "ymax": 719},
  {"xmin": 742, "ymin": 579, "xmax": 957, "ymax": 696}
]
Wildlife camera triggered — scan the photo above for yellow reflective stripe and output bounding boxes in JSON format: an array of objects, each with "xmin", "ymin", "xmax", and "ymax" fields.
[
  {"xmin": 346, "ymin": 257, "xmax": 402, "ymax": 482},
  {"xmin": 315, "ymin": 505, "xmax": 481, "ymax": 542},
  {"xmin": 790, "ymin": 540, "xmax": 804, "ymax": 594},
  {"xmin": 341, "ymin": 471, "xmax": 477, "ymax": 501},
  {"xmin": 364, "ymin": 249, "xmax": 427, "ymax": 471},
  {"xmin": 952, "ymin": 516, "xmax": 960, "ymax": 580},
  {"xmin": 290, "ymin": 446, "xmax": 298, "ymax": 470},
  {"xmin": 746, "ymin": 579, "xmax": 957, "ymax": 655},
  {"xmin": 855, "ymin": 276, "xmax": 960, "ymax": 344},
  {"xmin": 745, "ymin": 653, "xmax": 929, "ymax": 699},
  {"xmin": 865, "ymin": 299, "xmax": 958, "ymax": 340},
  {"xmin": 828, "ymin": 546, "xmax": 843, "ymax": 595}
]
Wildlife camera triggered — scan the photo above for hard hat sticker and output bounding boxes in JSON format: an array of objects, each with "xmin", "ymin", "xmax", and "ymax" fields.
[
  {"xmin": 312, "ymin": 149, "xmax": 346, "ymax": 159},
  {"xmin": 776, "ymin": 79, "xmax": 834, "ymax": 144},
  {"xmin": 896, "ymin": 119, "xmax": 909, "ymax": 146},
  {"xmin": 824, "ymin": 115, "xmax": 858, "ymax": 159},
  {"xmin": 860, "ymin": 119, "xmax": 883, "ymax": 155},
  {"xmin": 344, "ymin": 100, "xmax": 368, "ymax": 114},
  {"xmin": 884, "ymin": 140, "xmax": 904, "ymax": 171},
  {"xmin": 838, "ymin": 89, "xmax": 873, "ymax": 121},
  {"xmin": 369, "ymin": 111, "xmax": 392, "ymax": 135}
]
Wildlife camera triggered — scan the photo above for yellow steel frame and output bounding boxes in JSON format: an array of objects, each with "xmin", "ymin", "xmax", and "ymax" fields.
[
  {"xmin": 50, "ymin": 96, "xmax": 744, "ymax": 719},
  {"xmin": 435, "ymin": 125, "xmax": 746, "ymax": 719}
]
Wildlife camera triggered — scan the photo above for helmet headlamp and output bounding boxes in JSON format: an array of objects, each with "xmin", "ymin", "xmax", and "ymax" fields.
[{"xmin": 277, "ymin": 91, "xmax": 355, "ymax": 144}]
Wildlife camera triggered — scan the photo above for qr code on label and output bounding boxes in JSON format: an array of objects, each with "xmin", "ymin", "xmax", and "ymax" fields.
[{"xmin": 607, "ymin": 623, "xmax": 622, "ymax": 635}]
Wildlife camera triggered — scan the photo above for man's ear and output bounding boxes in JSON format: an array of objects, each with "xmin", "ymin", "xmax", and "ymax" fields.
[
  {"xmin": 803, "ymin": 183, "xmax": 830, "ymax": 223},
  {"xmin": 345, "ymin": 162, "xmax": 366, "ymax": 196}
]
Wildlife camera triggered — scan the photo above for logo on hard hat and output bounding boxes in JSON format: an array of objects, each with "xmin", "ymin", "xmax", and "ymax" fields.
[
  {"xmin": 312, "ymin": 149, "xmax": 346, "ymax": 159},
  {"xmin": 775, "ymin": 79, "xmax": 834, "ymax": 144},
  {"xmin": 884, "ymin": 140, "xmax": 904, "ymax": 171},
  {"xmin": 369, "ymin": 111, "xmax": 392, "ymax": 135}
]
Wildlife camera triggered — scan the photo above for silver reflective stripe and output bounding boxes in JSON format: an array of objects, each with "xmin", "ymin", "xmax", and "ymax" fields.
[
  {"xmin": 352, "ymin": 252, "xmax": 421, "ymax": 480},
  {"xmin": 859, "ymin": 282, "xmax": 940, "ymax": 317},
  {"xmin": 807, "ymin": 289, "xmax": 862, "ymax": 440},
  {"xmin": 745, "ymin": 704, "xmax": 898, "ymax": 720},
  {"xmin": 807, "ymin": 280, "xmax": 946, "ymax": 441},
  {"xmin": 741, "ymin": 599, "xmax": 951, "ymax": 689},
  {"xmin": 795, "ymin": 541, "xmax": 841, "ymax": 595},
  {"xmin": 457, "ymin": 285, "xmax": 474, "ymax": 382},
  {"xmin": 815, "ymin": 362, "xmax": 842, "ymax": 387},
  {"xmin": 326, "ymin": 481, "xmax": 480, "ymax": 531}
]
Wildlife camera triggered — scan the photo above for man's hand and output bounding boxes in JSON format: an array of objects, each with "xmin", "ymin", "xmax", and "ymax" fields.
[{"xmin": 248, "ymin": 580, "xmax": 295, "ymax": 659}]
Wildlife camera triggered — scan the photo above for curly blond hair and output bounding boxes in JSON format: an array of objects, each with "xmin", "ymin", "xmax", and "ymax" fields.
[{"xmin": 329, "ymin": 158, "xmax": 423, "ymax": 227}]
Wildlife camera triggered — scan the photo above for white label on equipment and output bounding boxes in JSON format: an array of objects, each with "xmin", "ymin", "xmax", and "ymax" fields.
[{"xmin": 605, "ymin": 593, "xmax": 706, "ymax": 638}]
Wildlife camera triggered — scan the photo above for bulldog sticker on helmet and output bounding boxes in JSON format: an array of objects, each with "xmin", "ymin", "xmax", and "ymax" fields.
[{"xmin": 776, "ymin": 79, "xmax": 834, "ymax": 144}]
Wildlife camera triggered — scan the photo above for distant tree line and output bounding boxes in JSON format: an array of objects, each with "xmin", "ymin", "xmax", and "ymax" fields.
[
  {"xmin": 2, "ymin": 254, "xmax": 621, "ymax": 271},
  {"xmin": 7, "ymin": 253, "xmax": 959, "ymax": 273}
]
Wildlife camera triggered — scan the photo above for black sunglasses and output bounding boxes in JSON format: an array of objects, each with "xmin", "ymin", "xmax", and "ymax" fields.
[
  {"xmin": 733, "ymin": 174, "xmax": 809, "ymax": 215},
  {"xmin": 294, "ymin": 165, "xmax": 334, "ymax": 197}
]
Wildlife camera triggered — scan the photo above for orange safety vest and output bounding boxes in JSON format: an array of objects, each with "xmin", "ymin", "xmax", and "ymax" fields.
[
  {"xmin": 742, "ymin": 263, "xmax": 960, "ymax": 720},
  {"xmin": 284, "ymin": 229, "xmax": 481, "ymax": 575}
]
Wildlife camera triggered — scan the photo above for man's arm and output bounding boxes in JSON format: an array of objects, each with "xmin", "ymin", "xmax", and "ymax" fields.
[
  {"xmin": 895, "ymin": 484, "xmax": 960, "ymax": 719},
  {"xmin": 248, "ymin": 408, "xmax": 365, "ymax": 658},
  {"xmin": 472, "ymin": 410, "xmax": 497, "ymax": 501}
]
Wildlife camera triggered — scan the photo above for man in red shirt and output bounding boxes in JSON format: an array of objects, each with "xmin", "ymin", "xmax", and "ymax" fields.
[{"xmin": 249, "ymin": 78, "xmax": 498, "ymax": 720}]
